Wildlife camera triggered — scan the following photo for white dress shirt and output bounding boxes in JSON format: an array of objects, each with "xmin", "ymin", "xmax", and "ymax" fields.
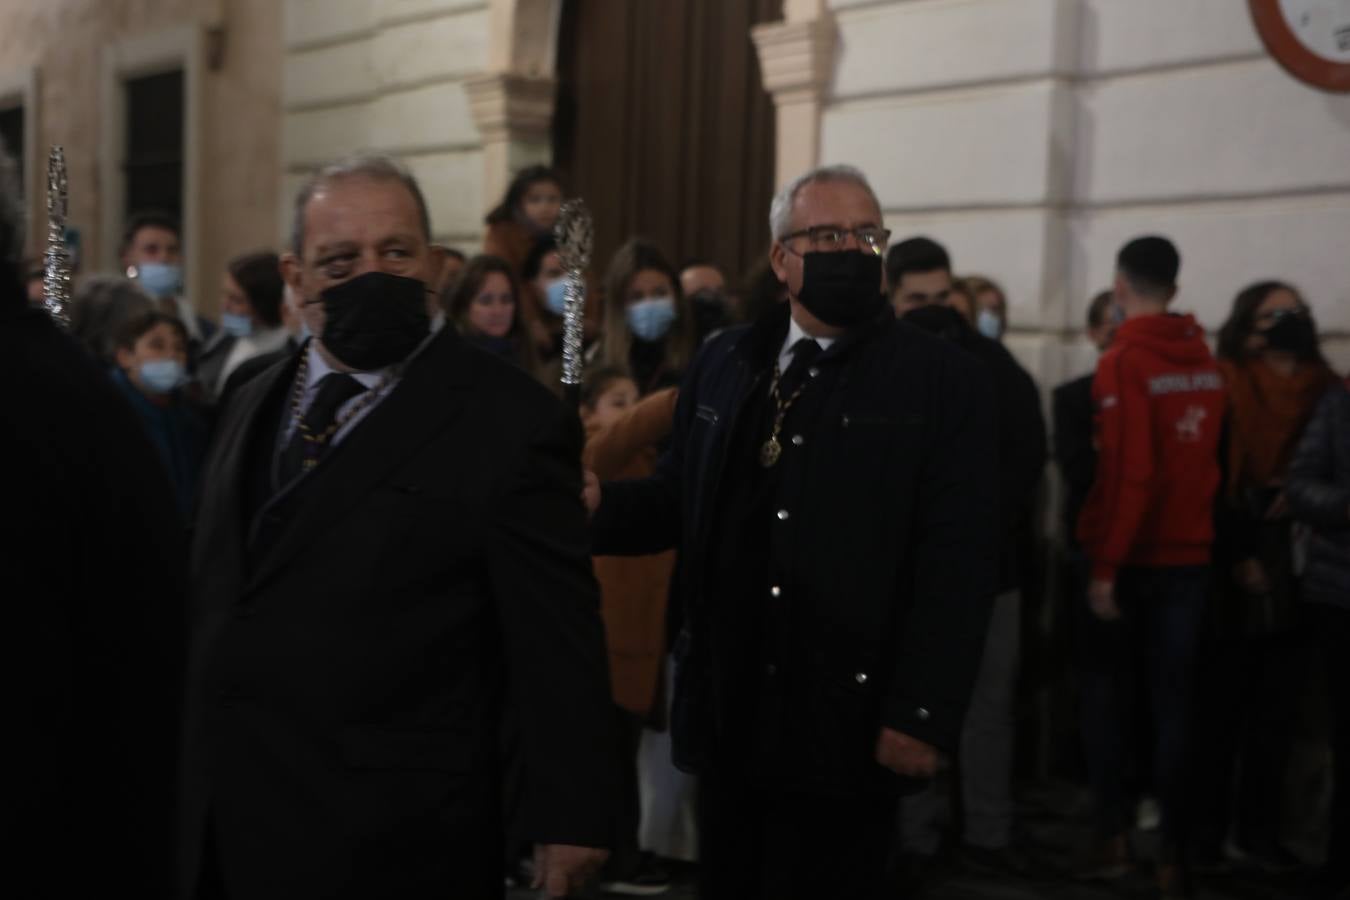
[
  {"xmin": 278, "ymin": 341, "xmax": 399, "ymax": 451},
  {"xmin": 777, "ymin": 314, "xmax": 836, "ymax": 374}
]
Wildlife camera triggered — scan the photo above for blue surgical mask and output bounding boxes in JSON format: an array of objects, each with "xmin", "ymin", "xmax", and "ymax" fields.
[
  {"xmin": 976, "ymin": 309, "xmax": 1003, "ymax": 341},
  {"xmin": 626, "ymin": 296, "xmax": 677, "ymax": 342},
  {"xmin": 138, "ymin": 358, "xmax": 186, "ymax": 395},
  {"xmin": 134, "ymin": 262, "xmax": 183, "ymax": 299},
  {"xmin": 545, "ymin": 278, "xmax": 569, "ymax": 316},
  {"xmin": 220, "ymin": 311, "xmax": 254, "ymax": 338}
]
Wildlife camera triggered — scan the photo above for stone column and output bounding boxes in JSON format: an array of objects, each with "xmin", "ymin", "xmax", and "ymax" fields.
[
  {"xmin": 463, "ymin": 71, "xmax": 555, "ymax": 205},
  {"xmin": 752, "ymin": 3, "xmax": 835, "ymax": 187}
]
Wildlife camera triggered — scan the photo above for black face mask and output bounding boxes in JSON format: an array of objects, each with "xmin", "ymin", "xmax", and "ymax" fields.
[
  {"xmin": 315, "ymin": 271, "xmax": 431, "ymax": 370},
  {"xmin": 1261, "ymin": 310, "xmax": 1318, "ymax": 359},
  {"xmin": 688, "ymin": 288, "xmax": 731, "ymax": 341},
  {"xmin": 796, "ymin": 250, "xmax": 885, "ymax": 329}
]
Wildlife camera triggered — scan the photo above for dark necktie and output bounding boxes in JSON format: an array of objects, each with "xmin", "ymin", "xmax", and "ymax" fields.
[
  {"xmin": 278, "ymin": 373, "xmax": 367, "ymax": 486},
  {"xmin": 780, "ymin": 337, "xmax": 823, "ymax": 396}
]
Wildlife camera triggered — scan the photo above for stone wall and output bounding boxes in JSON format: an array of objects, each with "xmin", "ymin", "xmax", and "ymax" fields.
[{"xmin": 0, "ymin": 0, "xmax": 282, "ymax": 317}]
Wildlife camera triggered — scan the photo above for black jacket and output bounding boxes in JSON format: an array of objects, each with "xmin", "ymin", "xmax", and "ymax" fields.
[
  {"xmin": 1, "ymin": 300, "xmax": 187, "ymax": 899},
  {"xmin": 183, "ymin": 330, "xmax": 617, "ymax": 899},
  {"xmin": 1053, "ymin": 373, "xmax": 1096, "ymax": 548},
  {"xmin": 903, "ymin": 305, "xmax": 1046, "ymax": 592},
  {"xmin": 1286, "ymin": 380, "xmax": 1350, "ymax": 610},
  {"xmin": 593, "ymin": 304, "xmax": 998, "ymax": 796}
]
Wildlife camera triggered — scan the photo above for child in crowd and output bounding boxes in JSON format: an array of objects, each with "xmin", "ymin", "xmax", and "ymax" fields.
[
  {"xmin": 112, "ymin": 310, "xmax": 207, "ymax": 520},
  {"xmin": 581, "ymin": 366, "xmax": 684, "ymax": 896}
]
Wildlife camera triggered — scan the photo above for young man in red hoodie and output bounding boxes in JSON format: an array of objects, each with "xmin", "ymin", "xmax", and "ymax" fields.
[{"xmin": 1076, "ymin": 236, "xmax": 1226, "ymax": 898}]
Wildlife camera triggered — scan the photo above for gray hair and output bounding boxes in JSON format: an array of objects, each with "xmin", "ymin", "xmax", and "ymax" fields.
[
  {"xmin": 290, "ymin": 153, "xmax": 432, "ymax": 256},
  {"xmin": 768, "ymin": 164, "xmax": 881, "ymax": 240},
  {"xmin": 0, "ymin": 136, "xmax": 23, "ymax": 267}
]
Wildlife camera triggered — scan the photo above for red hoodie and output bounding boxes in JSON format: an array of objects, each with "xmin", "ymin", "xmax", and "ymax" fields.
[{"xmin": 1077, "ymin": 313, "xmax": 1226, "ymax": 582}]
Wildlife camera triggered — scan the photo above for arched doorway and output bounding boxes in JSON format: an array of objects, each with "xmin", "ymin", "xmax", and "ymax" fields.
[{"xmin": 551, "ymin": 0, "xmax": 783, "ymax": 284}]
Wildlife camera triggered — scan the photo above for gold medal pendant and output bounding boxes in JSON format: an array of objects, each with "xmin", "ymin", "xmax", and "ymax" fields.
[{"xmin": 759, "ymin": 435, "xmax": 782, "ymax": 468}]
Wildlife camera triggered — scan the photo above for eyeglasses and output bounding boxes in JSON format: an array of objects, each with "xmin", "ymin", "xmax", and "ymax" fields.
[{"xmin": 780, "ymin": 225, "xmax": 891, "ymax": 255}]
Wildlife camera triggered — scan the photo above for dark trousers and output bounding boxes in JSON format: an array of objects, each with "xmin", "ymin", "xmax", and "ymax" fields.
[
  {"xmin": 1312, "ymin": 604, "xmax": 1350, "ymax": 889},
  {"xmin": 606, "ymin": 705, "xmax": 646, "ymax": 877},
  {"xmin": 698, "ymin": 768, "xmax": 899, "ymax": 900},
  {"xmin": 1077, "ymin": 566, "xmax": 1207, "ymax": 857},
  {"xmin": 1190, "ymin": 628, "xmax": 1304, "ymax": 857}
]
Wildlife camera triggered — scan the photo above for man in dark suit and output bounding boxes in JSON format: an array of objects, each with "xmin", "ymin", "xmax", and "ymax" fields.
[
  {"xmin": 183, "ymin": 154, "xmax": 616, "ymax": 900},
  {"xmin": 588, "ymin": 165, "xmax": 998, "ymax": 899},
  {"xmin": 1, "ymin": 145, "xmax": 187, "ymax": 899},
  {"xmin": 1052, "ymin": 290, "xmax": 1117, "ymax": 546}
]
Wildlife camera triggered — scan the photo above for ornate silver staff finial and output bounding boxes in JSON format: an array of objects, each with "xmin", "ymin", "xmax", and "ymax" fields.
[
  {"xmin": 43, "ymin": 147, "xmax": 73, "ymax": 327},
  {"xmin": 554, "ymin": 198, "xmax": 593, "ymax": 393}
]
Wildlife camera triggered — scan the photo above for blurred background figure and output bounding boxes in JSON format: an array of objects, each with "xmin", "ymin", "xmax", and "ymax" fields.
[
  {"xmin": 195, "ymin": 250, "xmax": 287, "ymax": 402},
  {"xmin": 1193, "ymin": 281, "xmax": 1340, "ymax": 873},
  {"xmin": 442, "ymin": 254, "xmax": 542, "ymax": 380},
  {"xmin": 1285, "ymin": 373, "xmax": 1350, "ymax": 900},
  {"xmin": 120, "ymin": 210, "xmax": 216, "ymax": 350},
  {"xmin": 581, "ymin": 366, "xmax": 681, "ymax": 897},
  {"xmin": 69, "ymin": 273, "xmax": 155, "ymax": 368},
  {"xmin": 483, "ymin": 165, "xmax": 566, "ymax": 348},
  {"xmin": 596, "ymin": 238, "xmax": 693, "ymax": 396},
  {"xmin": 111, "ymin": 309, "xmax": 208, "ymax": 520},
  {"xmin": 887, "ymin": 236, "xmax": 953, "ymax": 317},
  {"xmin": 736, "ymin": 252, "xmax": 787, "ymax": 325},
  {"xmin": 679, "ymin": 258, "xmax": 735, "ymax": 343},
  {"xmin": 898, "ymin": 284, "xmax": 1046, "ymax": 884},
  {"xmin": 964, "ymin": 274, "xmax": 1009, "ymax": 342},
  {"xmin": 522, "ymin": 234, "xmax": 602, "ymax": 360},
  {"xmin": 435, "ymin": 245, "xmax": 467, "ymax": 293},
  {"xmin": 945, "ymin": 278, "xmax": 977, "ymax": 326}
]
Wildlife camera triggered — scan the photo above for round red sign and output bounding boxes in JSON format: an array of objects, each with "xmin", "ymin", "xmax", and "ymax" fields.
[{"xmin": 1250, "ymin": 0, "xmax": 1350, "ymax": 92}]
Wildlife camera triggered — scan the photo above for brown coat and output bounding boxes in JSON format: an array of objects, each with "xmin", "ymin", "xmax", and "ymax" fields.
[{"xmin": 583, "ymin": 388, "xmax": 679, "ymax": 718}]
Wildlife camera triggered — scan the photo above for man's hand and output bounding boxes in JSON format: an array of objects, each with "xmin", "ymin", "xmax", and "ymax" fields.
[
  {"xmin": 533, "ymin": 844, "xmax": 608, "ymax": 898},
  {"xmin": 875, "ymin": 728, "xmax": 938, "ymax": 777},
  {"xmin": 1088, "ymin": 578, "xmax": 1121, "ymax": 622},
  {"xmin": 582, "ymin": 470, "xmax": 601, "ymax": 518}
]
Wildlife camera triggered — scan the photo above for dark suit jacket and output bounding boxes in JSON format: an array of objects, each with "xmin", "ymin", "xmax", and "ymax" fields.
[
  {"xmin": 183, "ymin": 328, "xmax": 616, "ymax": 899},
  {"xmin": 2, "ymin": 298, "xmax": 187, "ymax": 899},
  {"xmin": 593, "ymin": 304, "xmax": 998, "ymax": 796},
  {"xmin": 1052, "ymin": 372, "xmax": 1096, "ymax": 547}
]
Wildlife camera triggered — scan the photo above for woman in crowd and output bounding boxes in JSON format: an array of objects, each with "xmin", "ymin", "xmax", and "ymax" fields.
[
  {"xmin": 521, "ymin": 235, "xmax": 603, "ymax": 360},
  {"xmin": 196, "ymin": 251, "xmax": 288, "ymax": 401},
  {"xmin": 963, "ymin": 274, "xmax": 1008, "ymax": 341},
  {"xmin": 111, "ymin": 310, "xmax": 208, "ymax": 520},
  {"xmin": 581, "ymin": 365, "xmax": 681, "ymax": 896},
  {"xmin": 595, "ymin": 238, "xmax": 693, "ymax": 396},
  {"xmin": 1285, "ymin": 375, "xmax": 1350, "ymax": 899},
  {"xmin": 944, "ymin": 278, "xmax": 977, "ymax": 327},
  {"xmin": 442, "ymin": 254, "xmax": 540, "ymax": 380},
  {"xmin": 1193, "ymin": 280, "xmax": 1340, "ymax": 870},
  {"xmin": 70, "ymin": 274, "xmax": 155, "ymax": 367}
]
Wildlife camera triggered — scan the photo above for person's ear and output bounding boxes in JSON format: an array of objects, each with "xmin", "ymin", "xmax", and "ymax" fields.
[
  {"xmin": 769, "ymin": 241, "xmax": 790, "ymax": 285},
  {"xmin": 115, "ymin": 346, "xmax": 136, "ymax": 373},
  {"xmin": 280, "ymin": 252, "xmax": 304, "ymax": 295}
]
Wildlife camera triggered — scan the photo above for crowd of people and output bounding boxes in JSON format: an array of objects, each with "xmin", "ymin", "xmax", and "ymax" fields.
[{"xmin": 3, "ymin": 142, "xmax": 1347, "ymax": 900}]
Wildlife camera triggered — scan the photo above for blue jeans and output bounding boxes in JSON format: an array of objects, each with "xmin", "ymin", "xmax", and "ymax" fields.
[{"xmin": 1077, "ymin": 566, "xmax": 1207, "ymax": 858}]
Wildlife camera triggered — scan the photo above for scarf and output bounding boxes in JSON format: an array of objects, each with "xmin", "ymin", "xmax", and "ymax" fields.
[{"xmin": 1219, "ymin": 356, "xmax": 1338, "ymax": 494}]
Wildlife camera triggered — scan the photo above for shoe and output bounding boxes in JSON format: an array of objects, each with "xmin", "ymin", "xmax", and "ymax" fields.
[
  {"xmin": 1073, "ymin": 834, "xmax": 1130, "ymax": 882},
  {"xmin": 1157, "ymin": 862, "xmax": 1189, "ymax": 899},
  {"xmin": 597, "ymin": 854, "xmax": 673, "ymax": 896},
  {"xmin": 957, "ymin": 844, "xmax": 1038, "ymax": 879}
]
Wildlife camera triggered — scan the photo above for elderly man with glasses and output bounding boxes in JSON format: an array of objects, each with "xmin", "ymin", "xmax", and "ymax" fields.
[{"xmin": 588, "ymin": 165, "xmax": 998, "ymax": 899}]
